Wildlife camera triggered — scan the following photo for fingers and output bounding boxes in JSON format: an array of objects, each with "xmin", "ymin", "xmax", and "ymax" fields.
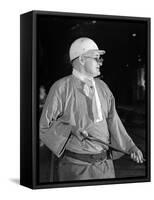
[
  {"xmin": 131, "ymin": 152, "xmax": 139, "ymax": 163},
  {"xmin": 137, "ymin": 150, "xmax": 144, "ymax": 163},
  {"xmin": 131, "ymin": 152, "xmax": 136, "ymax": 160},
  {"xmin": 131, "ymin": 150, "xmax": 144, "ymax": 164},
  {"xmin": 131, "ymin": 152, "xmax": 138, "ymax": 163}
]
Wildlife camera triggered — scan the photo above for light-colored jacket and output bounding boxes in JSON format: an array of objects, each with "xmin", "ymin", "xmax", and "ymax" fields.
[{"xmin": 40, "ymin": 75, "xmax": 137, "ymax": 159}]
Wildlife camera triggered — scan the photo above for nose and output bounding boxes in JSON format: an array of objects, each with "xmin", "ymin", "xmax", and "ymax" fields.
[{"xmin": 98, "ymin": 58, "xmax": 103, "ymax": 66}]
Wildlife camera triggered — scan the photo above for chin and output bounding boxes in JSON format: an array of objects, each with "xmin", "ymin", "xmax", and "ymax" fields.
[
  {"xmin": 90, "ymin": 71, "xmax": 100, "ymax": 77},
  {"xmin": 95, "ymin": 71, "xmax": 100, "ymax": 76},
  {"xmin": 93, "ymin": 74, "xmax": 100, "ymax": 78}
]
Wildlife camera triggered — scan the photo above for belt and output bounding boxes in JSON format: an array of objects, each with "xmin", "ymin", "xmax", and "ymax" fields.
[{"xmin": 65, "ymin": 150, "xmax": 111, "ymax": 164}]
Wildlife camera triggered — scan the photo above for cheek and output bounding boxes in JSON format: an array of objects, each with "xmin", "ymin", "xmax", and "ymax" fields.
[{"xmin": 85, "ymin": 61, "xmax": 97, "ymax": 72}]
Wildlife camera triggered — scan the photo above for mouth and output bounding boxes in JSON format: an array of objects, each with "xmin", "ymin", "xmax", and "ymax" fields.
[{"xmin": 96, "ymin": 67, "xmax": 100, "ymax": 70}]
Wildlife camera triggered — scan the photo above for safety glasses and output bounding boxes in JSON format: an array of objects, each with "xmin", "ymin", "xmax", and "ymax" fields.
[
  {"xmin": 71, "ymin": 56, "xmax": 103, "ymax": 64},
  {"xmin": 84, "ymin": 56, "xmax": 104, "ymax": 64}
]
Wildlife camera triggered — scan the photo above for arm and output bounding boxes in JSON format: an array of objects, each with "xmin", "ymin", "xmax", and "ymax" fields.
[
  {"xmin": 39, "ymin": 81, "xmax": 72, "ymax": 158},
  {"xmin": 107, "ymin": 94, "xmax": 144, "ymax": 163}
]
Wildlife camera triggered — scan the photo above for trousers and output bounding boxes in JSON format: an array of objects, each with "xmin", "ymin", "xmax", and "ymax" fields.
[{"xmin": 58, "ymin": 155, "xmax": 115, "ymax": 181}]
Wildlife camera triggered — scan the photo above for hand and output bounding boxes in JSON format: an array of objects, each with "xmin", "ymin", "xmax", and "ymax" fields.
[{"xmin": 130, "ymin": 148, "xmax": 144, "ymax": 163}]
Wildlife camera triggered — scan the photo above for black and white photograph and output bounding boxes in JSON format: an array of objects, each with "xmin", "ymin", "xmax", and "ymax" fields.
[{"xmin": 20, "ymin": 10, "xmax": 150, "ymax": 189}]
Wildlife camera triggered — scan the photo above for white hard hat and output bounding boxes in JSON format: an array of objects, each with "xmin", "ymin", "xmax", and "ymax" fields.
[{"xmin": 69, "ymin": 37, "xmax": 105, "ymax": 61}]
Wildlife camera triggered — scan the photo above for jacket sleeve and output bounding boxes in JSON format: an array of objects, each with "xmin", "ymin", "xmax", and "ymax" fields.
[
  {"xmin": 107, "ymin": 94, "xmax": 138, "ymax": 159},
  {"xmin": 39, "ymin": 82, "xmax": 72, "ymax": 158}
]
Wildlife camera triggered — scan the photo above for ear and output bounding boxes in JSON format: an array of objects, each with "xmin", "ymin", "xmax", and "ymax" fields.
[{"xmin": 79, "ymin": 55, "xmax": 85, "ymax": 66}]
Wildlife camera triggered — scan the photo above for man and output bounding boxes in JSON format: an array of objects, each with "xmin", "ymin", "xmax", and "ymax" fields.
[{"xmin": 40, "ymin": 37, "xmax": 144, "ymax": 181}]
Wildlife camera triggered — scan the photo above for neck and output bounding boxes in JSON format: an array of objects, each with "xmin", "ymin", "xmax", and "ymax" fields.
[{"xmin": 72, "ymin": 68, "xmax": 94, "ymax": 82}]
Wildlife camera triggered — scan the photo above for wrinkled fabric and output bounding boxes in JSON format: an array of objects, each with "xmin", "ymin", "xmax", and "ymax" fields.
[
  {"xmin": 40, "ymin": 75, "xmax": 137, "ymax": 159},
  {"xmin": 58, "ymin": 155, "xmax": 115, "ymax": 181},
  {"xmin": 73, "ymin": 69, "xmax": 103, "ymax": 122}
]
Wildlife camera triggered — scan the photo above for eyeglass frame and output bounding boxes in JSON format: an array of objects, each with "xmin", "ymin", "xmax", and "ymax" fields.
[{"xmin": 70, "ymin": 55, "xmax": 104, "ymax": 64}]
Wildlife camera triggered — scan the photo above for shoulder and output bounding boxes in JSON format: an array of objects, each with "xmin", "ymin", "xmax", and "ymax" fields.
[{"xmin": 49, "ymin": 75, "xmax": 72, "ymax": 94}]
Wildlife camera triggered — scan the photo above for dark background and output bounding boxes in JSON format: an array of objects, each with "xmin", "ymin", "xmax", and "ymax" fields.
[
  {"xmin": 37, "ymin": 13, "xmax": 148, "ymax": 183},
  {"xmin": 38, "ymin": 14, "xmax": 147, "ymax": 104}
]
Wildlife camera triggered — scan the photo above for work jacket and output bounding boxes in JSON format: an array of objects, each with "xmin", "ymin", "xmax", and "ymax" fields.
[{"xmin": 40, "ymin": 75, "xmax": 137, "ymax": 159}]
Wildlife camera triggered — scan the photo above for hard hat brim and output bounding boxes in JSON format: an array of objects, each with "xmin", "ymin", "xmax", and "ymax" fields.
[
  {"xmin": 82, "ymin": 49, "xmax": 106, "ymax": 58},
  {"xmin": 97, "ymin": 50, "xmax": 106, "ymax": 55}
]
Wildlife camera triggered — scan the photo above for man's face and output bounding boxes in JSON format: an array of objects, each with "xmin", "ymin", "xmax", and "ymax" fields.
[{"xmin": 82, "ymin": 51, "xmax": 103, "ymax": 77}]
